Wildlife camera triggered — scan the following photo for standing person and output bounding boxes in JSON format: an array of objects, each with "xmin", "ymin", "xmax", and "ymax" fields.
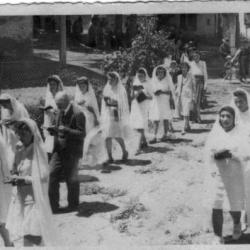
[
  {"xmin": 176, "ymin": 62, "xmax": 195, "ymax": 134},
  {"xmin": 189, "ymin": 51, "xmax": 208, "ymax": 123},
  {"xmin": 130, "ymin": 68, "xmax": 153, "ymax": 154},
  {"xmin": 232, "ymin": 39, "xmax": 250, "ymax": 84},
  {"xmin": 230, "ymin": 88, "xmax": 250, "ymax": 230},
  {"xmin": 0, "ymin": 94, "xmax": 29, "ymax": 169},
  {"xmin": 101, "ymin": 72, "xmax": 129, "ymax": 163},
  {"xmin": 43, "ymin": 75, "xmax": 64, "ymax": 157},
  {"xmin": 0, "ymin": 134, "xmax": 13, "ymax": 247},
  {"xmin": 219, "ymin": 38, "xmax": 231, "ymax": 59},
  {"xmin": 204, "ymin": 106, "xmax": 250, "ymax": 243},
  {"xmin": 48, "ymin": 91, "xmax": 86, "ymax": 213},
  {"xmin": 149, "ymin": 65, "xmax": 175, "ymax": 143},
  {"xmin": 74, "ymin": 76, "xmax": 103, "ymax": 166},
  {"xmin": 6, "ymin": 118, "xmax": 59, "ymax": 246}
]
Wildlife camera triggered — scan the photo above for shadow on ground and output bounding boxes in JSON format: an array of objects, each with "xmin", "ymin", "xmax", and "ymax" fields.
[
  {"xmin": 143, "ymin": 146, "xmax": 173, "ymax": 154},
  {"xmin": 224, "ymin": 233, "xmax": 250, "ymax": 244},
  {"xmin": 77, "ymin": 174, "xmax": 99, "ymax": 183},
  {"xmin": 116, "ymin": 159, "xmax": 152, "ymax": 166},
  {"xmin": 77, "ymin": 201, "xmax": 119, "ymax": 217}
]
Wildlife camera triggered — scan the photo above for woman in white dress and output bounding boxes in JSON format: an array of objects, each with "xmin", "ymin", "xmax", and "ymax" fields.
[
  {"xmin": 43, "ymin": 75, "xmax": 64, "ymax": 156},
  {"xmin": 0, "ymin": 134, "xmax": 13, "ymax": 246},
  {"xmin": 130, "ymin": 68, "xmax": 153, "ymax": 153},
  {"xmin": 204, "ymin": 106, "xmax": 250, "ymax": 242},
  {"xmin": 6, "ymin": 118, "xmax": 59, "ymax": 246},
  {"xmin": 176, "ymin": 62, "xmax": 196, "ymax": 134},
  {"xmin": 149, "ymin": 65, "xmax": 175, "ymax": 143},
  {"xmin": 189, "ymin": 51, "xmax": 208, "ymax": 123},
  {"xmin": 74, "ymin": 76, "xmax": 104, "ymax": 165},
  {"xmin": 101, "ymin": 72, "xmax": 129, "ymax": 162},
  {"xmin": 0, "ymin": 94, "xmax": 29, "ymax": 169}
]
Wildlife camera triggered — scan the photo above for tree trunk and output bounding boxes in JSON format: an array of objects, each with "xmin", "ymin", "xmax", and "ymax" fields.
[{"xmin": 59, "ymin": 15, "xmax": 67, "ymax": 67}]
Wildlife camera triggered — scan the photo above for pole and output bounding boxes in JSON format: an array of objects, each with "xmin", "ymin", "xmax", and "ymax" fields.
[{"xmin": 59, "ymin": 15, "xmax": 66, "ymax": 67}]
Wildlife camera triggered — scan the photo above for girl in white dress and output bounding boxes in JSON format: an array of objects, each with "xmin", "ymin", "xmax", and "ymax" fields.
[
  {"xmin": 101, "ymin": 72, "xmax": 129, "ymax": 162},
  {"xmin": 176, "ymin": 62, "xmax": 196, "ymax": 134},
  {"xmin": 130, "ymin": 68, "xmax": 153, "ymax": 153},
  {"xmin": 204, "ymin": 106, "xmax": 250, "ymax": 242},
  {"xmin": 0, "ymin": 134, "xmax": 13, "ymax": 246},
  {"xmin": 74, "ymin": 76, "xmax": 104, "ymax": 165},
  {"xmin": 6, "ymin": 118, "xmax": 59, "ymax": 246},
  {"xmin": 0, "ymin": 94, "xmax": 29, "ymax": 169},
  {"xmin": 149, "ymin": 65, "xmax": 175, "ymax": 143},
  {"xmin": 43, "ymin": 75, "xmax": 64, "ymax": 155}
]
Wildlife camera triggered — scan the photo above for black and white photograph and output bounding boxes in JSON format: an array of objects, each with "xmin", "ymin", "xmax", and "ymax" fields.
[{"xmin": 1, "ymin": 0, "xmax": 250, "ymax": 247}]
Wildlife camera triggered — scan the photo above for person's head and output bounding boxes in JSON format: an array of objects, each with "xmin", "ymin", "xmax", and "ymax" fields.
[
  {"xmin": 192, "ymin": 51, "xmax": 200, "ymax": 62},
  {"xmin": 180, "ymin": 62, "xmax": 190, "ymax": 76},
  {"xmin": 219, "ymin": 106, "xmax": 235, "ymax": 132},
  {"xmin": 55, "ymin": 91, "xmax": 70, "ymax": 111},
  {"xmin": 15, "ymin": 121, "xmax": 34, "ymax": 147},
  {"xmin": 137, "ymin": 68, "xmax": 147, "ymax": 83},
  {"xmin": 47, "ymin": 75, "xmax": 63, "ymax": 97},
  {"xmin": 108, "ymin": 72, "xmax": 119, "ymax": 88},
  {"xmin": 155, "ymin": 66, "xmax": 166, "ymax": 81},
  {"xmin": 222, "ymin": 38, "xmax": 229, "ymax": 45},
  {"xmin": 226, "ymin": 55, "xmax": 232, "ymax": 61},
  {"xmin": 76, "ymin": 76, "xmax": 89, "ymax": 95},
  {"xmin": 233, "ymin": 89, "xmax": 249, "ymax": 112},
  {"xmin": 170, "ymin": 61, "xmax": 177, "ymax": 71}
]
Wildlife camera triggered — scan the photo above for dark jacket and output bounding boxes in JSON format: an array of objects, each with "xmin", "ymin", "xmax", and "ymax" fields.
[{"xmin": 53, "ymin": 103, "xmax": 86, "ymax": 158}]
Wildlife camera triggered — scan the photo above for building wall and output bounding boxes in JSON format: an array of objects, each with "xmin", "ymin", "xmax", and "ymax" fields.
[
  {"xmin": 0, "ymin": 16, "xmax": 33, "ymax": 57},
  {"xmin": 196, "ymin": 14, "xmax": 216, "ymax": 36}
]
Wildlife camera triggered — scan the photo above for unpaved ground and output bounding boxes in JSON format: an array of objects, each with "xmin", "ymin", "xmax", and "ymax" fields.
[{"xmin": 2, "ymin": 79, "xmax": 250, "ymax": 246}]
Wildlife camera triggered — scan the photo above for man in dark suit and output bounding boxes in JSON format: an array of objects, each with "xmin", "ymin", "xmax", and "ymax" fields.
[{"xmin": 48, "ymin": 91, "xmax": 85, "ymax": 213}]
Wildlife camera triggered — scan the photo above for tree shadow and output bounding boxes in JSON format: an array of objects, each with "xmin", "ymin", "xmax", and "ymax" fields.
[
  {"xmin": 101, "ymin": 164, "xmax": 122, "ymax": 173},
  {"xmin": 200, "ymin": 119, "xmax": 215, "ymax": 124},
  {"xmin": 188, "ymin": 128, "xmax": 210, "ymax": 134},
  {"xmin": 77, "ymin": 174, "xmax": 99, "ymax": 183},
  {"xmin": 77, "ymin": 201, "xmax": 119, "ymax": 217},
  {"xmin": 143, "ymin": 146, "xmax": 173, "ymax": 154},
  {"xmin": 224, "ymin": 233, "xmax": 250, "ymax": 244},
  {"xmin": 116, "ymin": 159, "xmax": 152, "ymax": 166},
  {"xmin": 166, "ymin": 138, "xmax": 193, "ymax": 144}
]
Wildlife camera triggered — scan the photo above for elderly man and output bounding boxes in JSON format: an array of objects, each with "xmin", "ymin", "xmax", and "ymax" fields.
[{"xmin": 48, "ymin": 91, "xmax": 86, "ymax": 213}]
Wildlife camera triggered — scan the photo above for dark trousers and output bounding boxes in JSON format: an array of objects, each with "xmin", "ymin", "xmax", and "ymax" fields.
[
  {"xmin": 48, "ymin": 150, "xmax": 80, "ymax": 211},
  {"xmin": 239, "ymin": 56, "xmax": 249, "ymax": 80}
]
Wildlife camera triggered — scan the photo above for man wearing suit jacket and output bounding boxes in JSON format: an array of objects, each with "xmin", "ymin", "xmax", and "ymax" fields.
[{"xmin": 48, "ymin": 91, "xmax": 86, "ymax": 213}]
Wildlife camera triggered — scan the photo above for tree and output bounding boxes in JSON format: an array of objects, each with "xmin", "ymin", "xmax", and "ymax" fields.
[{"xmin": 102, "ymin": 16, "xmax": 176, "ymax": 79}]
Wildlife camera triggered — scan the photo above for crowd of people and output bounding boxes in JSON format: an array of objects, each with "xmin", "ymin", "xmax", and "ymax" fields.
[{"xmin": 2, "ymin": 36, "xmax": 250, "ymax": 246}]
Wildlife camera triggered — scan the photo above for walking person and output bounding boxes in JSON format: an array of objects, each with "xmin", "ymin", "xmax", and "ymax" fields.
[
  {"xmin": 204, "ymin": 106, "xmax": 250, "ymax": 243},
  {"xmin": 130, "ymin": 68, "xmax": 153, "ymax": 154},
  {"xmin": 48, "ymin": 91, "xmax": 86, "ymax": 213},
  {"xmin": 101, "ymin": 72, "xmax": 129, "ymax": 163},
  {"xmin": 176, "ymin": 62, "xmax": 196, "ymax": 134},
  {"xmin": 6, "ymin": 118, "xmax": 59, "ymax": 246},
  {"xmin": 149, "ymin": 65, "xmax": 175, "ymax": 143},
  {"xmin": 0, "ymin": 94, "xmax": 29, "ymax": 169},
  {"xmin": 189, "ymin": 51, "xmax": 208, "ymax": 123},
  {"xmin": 42, "ymin": 75, "xmax": 64, "ymax": 157},
  {"xmin": 0, "ymin": 134, "xmax": 13, "ymax": 247}
]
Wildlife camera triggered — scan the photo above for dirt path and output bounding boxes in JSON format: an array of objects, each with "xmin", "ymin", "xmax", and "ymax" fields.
[{"xmin": 4, "ymin": 79, "xmax": 250, "ymax": 246}]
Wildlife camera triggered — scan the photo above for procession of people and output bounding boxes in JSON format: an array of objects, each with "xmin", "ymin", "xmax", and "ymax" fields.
[{"xmin": 1, "ymin": 36, "xmax": 250, "ymax": 246}]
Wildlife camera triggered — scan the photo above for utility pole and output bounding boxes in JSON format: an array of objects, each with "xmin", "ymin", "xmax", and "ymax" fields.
[{"xmin": 59, "ymin": 15, "xmax": 67, "ymax": 67}]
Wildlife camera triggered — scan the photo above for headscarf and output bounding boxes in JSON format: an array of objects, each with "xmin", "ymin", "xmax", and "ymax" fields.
[
  {"xmin": 132, "ymin": 67, "xmax": 153, "ymax": 93},
  {"xmin": 6, "ymin": 118, "xmax": 60, "ymax": 246},
  {"xmin": 230, "ymin": 88, "xmax": 250, "ymax": 128},
  {"xmin": 0, "ymin": 93, "xmax": 29, "ymax": 121}
]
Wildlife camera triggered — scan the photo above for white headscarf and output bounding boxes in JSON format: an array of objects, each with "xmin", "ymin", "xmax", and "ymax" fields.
[
  {"xmin": 0, "ymin": 93, "xmax": 29, "ymax": 121},
  {"xmin": 0, "ymin": 94, "xmax": 29, "ymax": 169},
  {"xmin": 6, "ymin": 118, "xmax": 60, "ymax": 246},
  {"xmin": 151, "ymin": 65, "xmax": 175, "ymax": 94},
  {"xmin": 230, "ymin": 88, "xmax": 250, "ymax": 128}
]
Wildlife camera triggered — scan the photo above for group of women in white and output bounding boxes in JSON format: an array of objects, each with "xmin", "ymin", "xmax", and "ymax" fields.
[{"xmin": 204, "ymin": 87, "xmax": 250, "ymax": 243}]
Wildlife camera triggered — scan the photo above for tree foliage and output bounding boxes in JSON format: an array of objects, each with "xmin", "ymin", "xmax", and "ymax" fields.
[{"xmin": 102, "ymin": 16, "xmax": 176, "ymax": 78}]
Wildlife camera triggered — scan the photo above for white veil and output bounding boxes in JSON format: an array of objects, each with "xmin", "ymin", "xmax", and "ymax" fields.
[
  {"xmin": 101, "ymin": 72, "xmax": 140, "ymax": 156},
  {"xmin": 6, "ymin": 118, "xmax": 61, "ymax": 246}
]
